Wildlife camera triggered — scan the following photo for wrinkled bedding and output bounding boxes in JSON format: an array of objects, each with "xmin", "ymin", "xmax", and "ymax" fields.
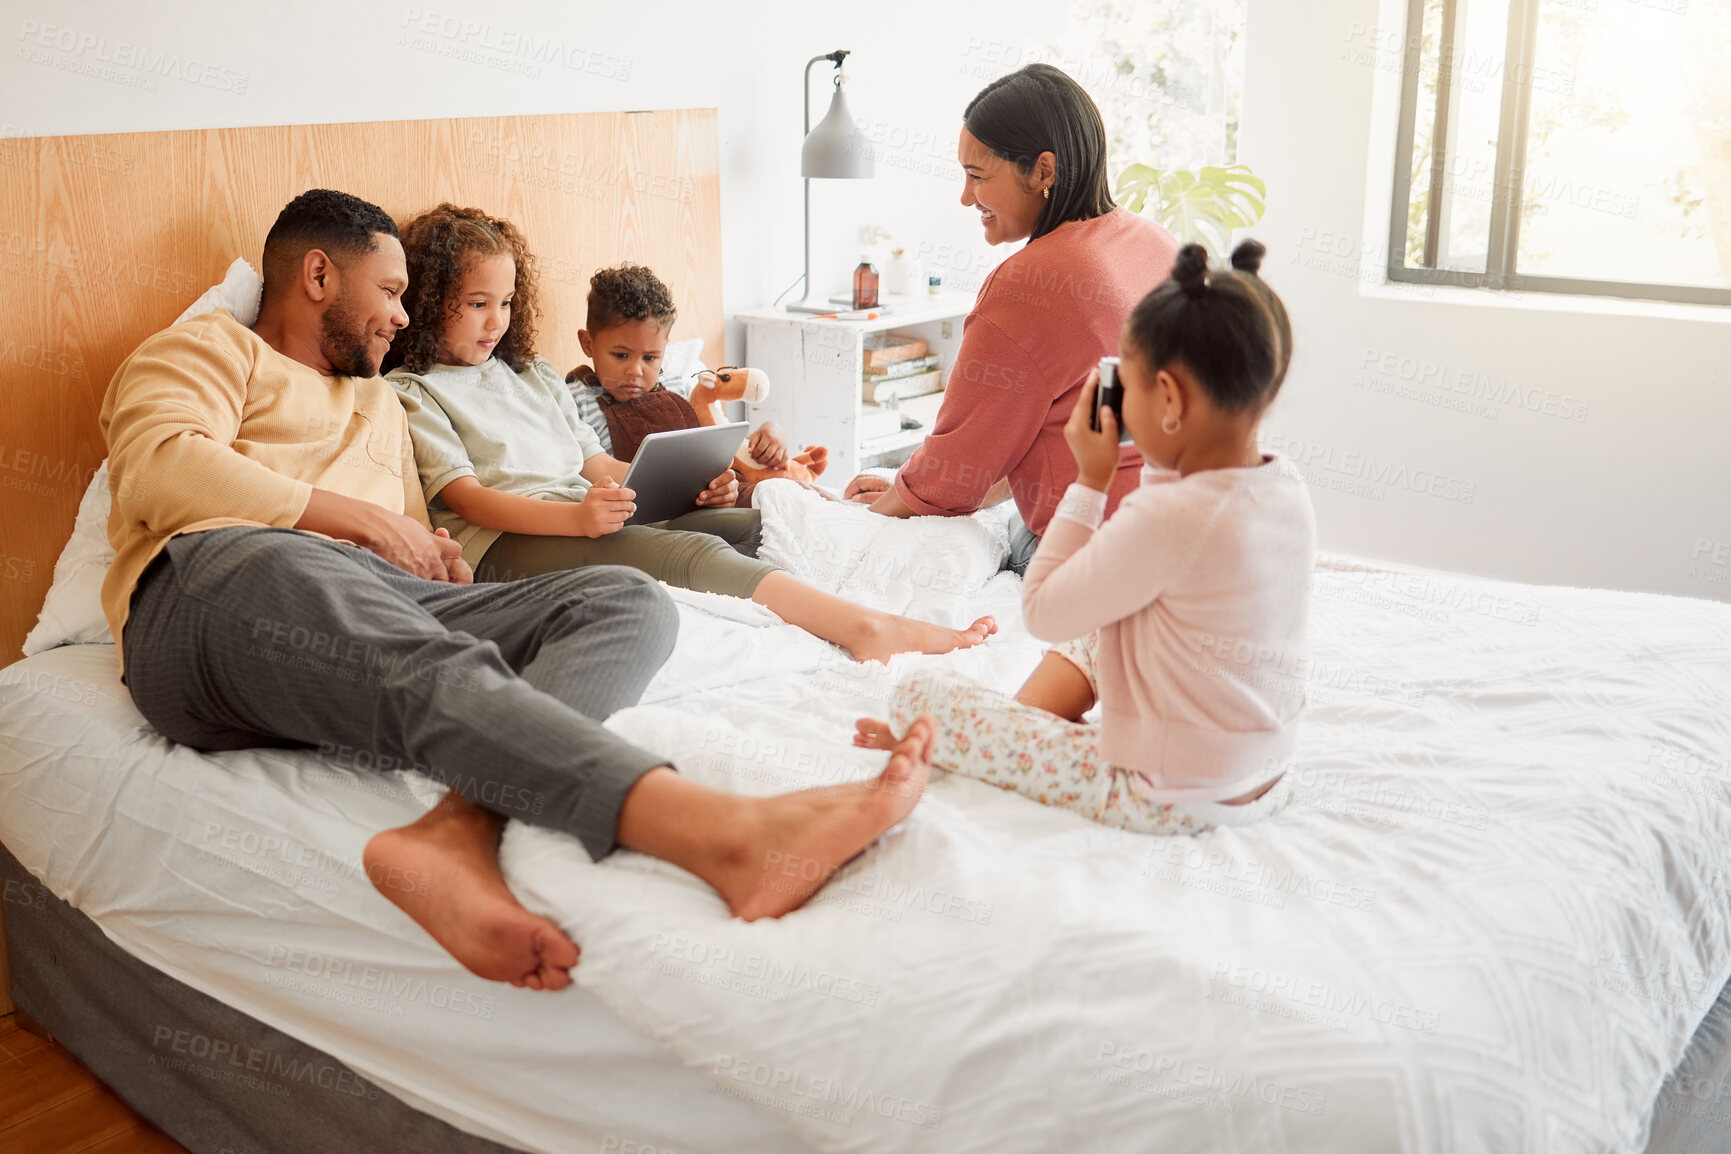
[{"xmin": 2, "ymin": 482, "xmax": 1728, "ymax": 1153}]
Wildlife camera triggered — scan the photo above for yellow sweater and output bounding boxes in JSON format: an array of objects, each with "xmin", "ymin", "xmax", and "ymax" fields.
[{"xmin": 100, "ymin": 310, "xmax": 429, "ymax": 667}]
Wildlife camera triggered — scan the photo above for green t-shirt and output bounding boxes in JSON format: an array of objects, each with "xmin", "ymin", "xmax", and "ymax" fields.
[{"xmin": 388, "ymin": 355, "xmax": 605, "ymax": 566}]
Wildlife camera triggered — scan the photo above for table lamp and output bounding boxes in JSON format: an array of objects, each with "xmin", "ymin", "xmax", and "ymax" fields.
[{"xmin": 789, "ymin": 49, "xmax": 873, "ymax": 313}]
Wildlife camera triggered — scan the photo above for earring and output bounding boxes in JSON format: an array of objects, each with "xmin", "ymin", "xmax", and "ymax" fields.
[
  {"xmin": 1042, "ymin": 187, "xmax": 1050, "ymax": 200},
  {"xmin": 1162, "ymin": 415, "xmax": 1181, "ymax": 435}
]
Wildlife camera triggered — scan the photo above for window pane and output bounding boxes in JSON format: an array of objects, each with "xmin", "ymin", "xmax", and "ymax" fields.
[
  {"xmin": 1403, "ymin": 0, "xmax": 1512, "ymax": 274},
  {"xmin": 1517, "ymin": 0, "xmax": 1731, "ymax": 290},
  {"xmin": 1403, "ymin": 0, "xmax": 1449, "ymax": 266},
  {"xmin": 1435, "ymin": 0, "xmax": 1512, "ymax": 272},
  {"xmin": 1041, "ymin": 0, "xmax": 1248, "ymax": 171}
]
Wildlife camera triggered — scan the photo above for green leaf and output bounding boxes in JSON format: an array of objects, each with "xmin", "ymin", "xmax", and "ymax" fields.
[{"xmin": 1114, "ymin": 162, "xmax": 1270, "ymax": 263}]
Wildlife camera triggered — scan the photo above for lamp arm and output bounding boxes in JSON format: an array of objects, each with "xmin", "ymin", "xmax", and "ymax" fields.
[
  {"xmin": 804, "ymin": 55, "xmax": 824, "ymax": 136},
  {"xmin": 798, "ymin": 49, "xmax": 853, "ymax": 310},
  {"xmin": 803, "ymin": 50, "xmax": 851, "ymax": 135}
]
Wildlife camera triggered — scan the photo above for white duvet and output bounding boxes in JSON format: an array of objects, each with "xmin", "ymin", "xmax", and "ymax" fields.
[{"xmin": 4, "ymin": 481, "xmax": 1730, "ymax": 1153}]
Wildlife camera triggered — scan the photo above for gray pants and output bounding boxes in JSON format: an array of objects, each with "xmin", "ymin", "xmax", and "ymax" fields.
[
  {"xmin": 122, "ymin": 527, "xmax": 678, "ymax": 860},
  {"xmin": 477, "ymin": 508, "xmax": 777, "ymax": 598},
  {"xmin": 1005, "ymin": 512, "xmax": 1040, "ymax": 578}
]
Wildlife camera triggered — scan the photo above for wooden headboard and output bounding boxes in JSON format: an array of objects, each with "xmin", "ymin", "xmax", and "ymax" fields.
[
  {"xmin": 0, "ymin": 111, "xmax": 722, "ymax": 1014},
  {"xmin": 0, "ymin": 110, "xmax": 724, "ymax": 665}
]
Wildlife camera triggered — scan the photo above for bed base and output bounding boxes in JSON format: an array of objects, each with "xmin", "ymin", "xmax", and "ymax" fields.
[
  {"xmin": 5, "ymin": 842, "xmax": 1728, "ymax": 1153},
  {"xmin": 1, "ymin": 844, "xmax": 529, "ymax": 1154}
]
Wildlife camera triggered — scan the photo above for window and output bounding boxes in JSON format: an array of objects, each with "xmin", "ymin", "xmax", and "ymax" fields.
[
  {"xmin": 1390, "ymin": 0, "xmax": 1731, "ymax": 305},
  {"xmin": 1038, "ymin": 0, "xmax": 1248, "ymax": 171}
]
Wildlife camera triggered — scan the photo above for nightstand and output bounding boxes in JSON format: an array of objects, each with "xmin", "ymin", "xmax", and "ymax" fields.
[{"xmin": 737, "ymin": 292, "xmax": 977, "ymax": 484}]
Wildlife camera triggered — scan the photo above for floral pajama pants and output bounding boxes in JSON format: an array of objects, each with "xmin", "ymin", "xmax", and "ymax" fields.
[{"xmin": 889, "ymin": 635, "xmax": 1286, "ymax": 836}]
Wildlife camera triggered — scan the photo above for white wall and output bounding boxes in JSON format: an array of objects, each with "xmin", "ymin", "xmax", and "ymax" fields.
[
  {"xmin": 1239, "ymin": 0, "xmax": 1731, "ymax": 601},
  {"xmin": 7, "ymin": 0, "xmax": 1724, "ymax": 600},
  {"xmin": 0, "ymin": 0, "xmax": 1059, "ymax": 368}
]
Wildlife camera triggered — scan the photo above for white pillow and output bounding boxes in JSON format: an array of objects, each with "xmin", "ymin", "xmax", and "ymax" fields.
[
  {"xmin": 752, "ymin": 479, "xmax": 1010, "ymax": 626},
  {"xmin": 181, "ymin": 257, "xmax": 263, "ymax": 327},
  {"xmin": 658, "ymin": 336, "xmax": 706, "ymax": 397},
  {"xmin": 21, "ymin": 259, "xmax": 263, "ymax": 654}
]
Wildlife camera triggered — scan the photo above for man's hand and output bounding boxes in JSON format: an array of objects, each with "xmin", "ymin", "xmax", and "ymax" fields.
[
  {"xmin": 432, "ymin": 529, "xmax": 474, "ymax": 585},
  {"xmin": 844, "ymin": 473, "xmax": 892, "ymax": 505},
  {"xmin": 747, "ymin": 423, "xmax": 788, "ymax": 470},
  {"xmin": 696, "ymin": 468, "xmax": 740, "ymax": 508},
  {"xmin": 297, "ymin": 488, "xmax": 472, "ymax": 583},
  {"xmin": 571, "ymin": 476, "xmax": 635, "ymax": 537},
  {"xmin": 1063, "ymin": 369, "xmax": 1121, "ymax": 492}
]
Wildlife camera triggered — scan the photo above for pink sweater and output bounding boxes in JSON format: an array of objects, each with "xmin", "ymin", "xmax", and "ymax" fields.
[
  {"xmin": 1023, "ymin": 459, "xmax": 1316, "ymax": 803},
  {"xmin": 893, "ymin": 208, "xmax": 1178, "ymax": 535}
]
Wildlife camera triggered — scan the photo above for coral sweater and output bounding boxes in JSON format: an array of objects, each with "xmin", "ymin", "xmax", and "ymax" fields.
[
  {"xmin": 893, "ymin": 207, "xmax": 1178, "ymax": 535},
  {"xmin": 1024, "ymin": 460, "xmax": 1316, "ymax": 803},
  {"xmin": 100, "ymin": 311, "xmax": 427, "ymax": 668}
]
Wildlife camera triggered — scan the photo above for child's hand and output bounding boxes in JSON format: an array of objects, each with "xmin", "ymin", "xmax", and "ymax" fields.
[
  {"xmin": 696, "ymin": 468, "xmax": 740, "ymax": 508},
  {"xmin": 1064, "ymin": 369, "xmax": 1121, "ymax": 492},
  {"xmin": 747, "ymin": 422, "xmax": 789, "ymax": 469},
  {"xmin": 572, "ymin": 476, "xmax": 635, "ymax": 536}
]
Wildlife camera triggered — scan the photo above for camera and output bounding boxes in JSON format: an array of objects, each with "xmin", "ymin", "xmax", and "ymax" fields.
[{"xmin": 1091, "ymin": 356, "xmax": 1131, "ymax": 443}]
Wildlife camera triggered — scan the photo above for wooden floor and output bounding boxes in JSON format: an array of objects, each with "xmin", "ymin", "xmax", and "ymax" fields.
[{"xmin": 0, "ymin": 1013, "xmax": 191, "ymax": 1154}]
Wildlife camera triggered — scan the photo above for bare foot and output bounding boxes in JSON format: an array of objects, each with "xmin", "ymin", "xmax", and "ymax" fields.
[
  {"xmin": 843, "ymin": 613, "xmax": 997, "ymax": 665},
  {"xmin": 363, "ymin": 791, "xmax": 581, "ymax": 990},
  {"xmin": 853, "ymin": 717, "xmax": 897, "ymax": 750},
  {"xmin": 714, "ymin": 716, "xmax": 935, "ymax": 921}
]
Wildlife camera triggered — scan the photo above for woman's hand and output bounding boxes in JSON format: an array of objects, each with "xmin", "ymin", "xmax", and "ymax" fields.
[
  {"xmin": 1063, "ymin": 369, "xmax": 1121, "ymax": 492},
  {"xmin": 844, "ymin": 473, "xmax": 891, "ymax": 505},
  {"xmin": 570, "ymin": 476, "xmax": 635, "ymax": 537},
  {"xmin": 696, "ymin": 468, "xmax": 740, "ymax": 508},
  {"xmin": 747, "ymin": 422, "xmax": 789, "ymax": 469}
]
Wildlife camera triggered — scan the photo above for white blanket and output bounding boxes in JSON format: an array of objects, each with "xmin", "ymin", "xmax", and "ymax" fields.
[
  {"xmin": 4, "ymin": 482, "xmax": 1729, "ymax": 1153},
  {"xmin": 508, "ymin": 491, "xmax": 1731, "ymax": 1153}
]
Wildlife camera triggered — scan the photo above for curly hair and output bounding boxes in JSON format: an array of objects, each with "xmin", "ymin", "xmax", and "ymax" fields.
[
  {"xmin": 585, "ymin": 263, "xmax": 677, "ymax": 335},
  {"xmin": 386, "ymin": 204, "xmax": 541, "ymax": 375}
]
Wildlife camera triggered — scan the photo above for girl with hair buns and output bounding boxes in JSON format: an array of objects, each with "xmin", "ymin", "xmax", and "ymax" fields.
[
  {"xmin": 845, "ymin": 63, "xmax": 1180, "ymax": 574},
  {"xmin": 856, "ymin": 242, "xmax": 1315, "ymax": 835}
]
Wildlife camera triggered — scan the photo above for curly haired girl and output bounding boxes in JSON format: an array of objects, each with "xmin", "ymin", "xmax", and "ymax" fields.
[{"xmin": 385, "ymin": 203, "xmax": 995, "ymax": 663}]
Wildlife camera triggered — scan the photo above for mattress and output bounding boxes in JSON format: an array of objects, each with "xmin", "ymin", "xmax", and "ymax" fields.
[
  {"xmin": 0, "ymin": 636, "xmax": 815, "ymax": 1154},
  {"xmin": 2, "ymin": 505, "xmax": 1729, "ymax": 1151}
]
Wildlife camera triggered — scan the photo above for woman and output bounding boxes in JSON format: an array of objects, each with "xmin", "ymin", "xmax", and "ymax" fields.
[{"xmin": 844, "ymin": 63, "xmax": 1179, "ymax": 572}]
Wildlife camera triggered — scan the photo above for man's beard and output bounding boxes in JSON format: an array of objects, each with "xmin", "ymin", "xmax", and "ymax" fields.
[{"xmin": 319, "ymin": 291, "xmax": 379, "ymax": 377}]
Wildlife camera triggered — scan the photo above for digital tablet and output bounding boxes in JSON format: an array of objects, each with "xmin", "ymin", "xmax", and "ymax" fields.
[{"xmin": 620, "ymin": 422, "xmax": 749, "ymax": 525}]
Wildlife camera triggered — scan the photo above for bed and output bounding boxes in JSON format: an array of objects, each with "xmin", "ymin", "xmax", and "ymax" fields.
[
  {"xmin": 4, "ymin": 472, "xmax": 1731, "ymax": 1152},
  {"xmin": 3, "ymin": 113, "xmax": 1730, "ymax": 1154}
]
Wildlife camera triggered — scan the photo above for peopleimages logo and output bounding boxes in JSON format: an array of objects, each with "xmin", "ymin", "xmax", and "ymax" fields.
[
  {"xmin": 1262, "ymin": 432, "xmax": 1477, "ymax": 504},
  {"xmin": 16, "ymin": 20, "xmax": 250, "ymax": 92},
  {"xmin": 710, "ymin": 1055, "xmax": 943, "ymax": 1129}
]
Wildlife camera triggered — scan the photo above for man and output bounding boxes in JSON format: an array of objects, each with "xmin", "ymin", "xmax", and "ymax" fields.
[{"xmin": 102, "ymin": 188, "xmax": 935, "ymax": 990}]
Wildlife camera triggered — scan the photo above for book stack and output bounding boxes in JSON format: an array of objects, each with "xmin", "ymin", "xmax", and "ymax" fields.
[
  {"xmin": 863, "ymin": 354, "xmax": 943, "ymax": 404},
  {"xmin": 862, "ymin": 335, "xmax": 944, "ymax": 405},
  {"xmin": 862, "ymin": 332, "xmax": 928, "ymax": 367}
]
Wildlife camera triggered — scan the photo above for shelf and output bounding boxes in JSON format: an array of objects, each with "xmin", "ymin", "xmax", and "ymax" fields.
[
  {"xmin": 735, "ymin": 292, "xmax": 976, "ymax": 331},
  {"xmin": 859, "ymin": 390, "xmax": 945, "ymax": 460}
]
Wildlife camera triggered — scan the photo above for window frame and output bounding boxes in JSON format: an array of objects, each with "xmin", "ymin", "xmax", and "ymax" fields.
[{"xmin": 1387, "ymin": 0, "xmax": 1731, "ymax": 307}]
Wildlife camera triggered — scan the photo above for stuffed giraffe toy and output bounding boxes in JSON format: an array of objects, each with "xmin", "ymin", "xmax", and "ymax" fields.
[{"xmin": 688, "ymin": 367, "xmax": 831, "ymax": 503}]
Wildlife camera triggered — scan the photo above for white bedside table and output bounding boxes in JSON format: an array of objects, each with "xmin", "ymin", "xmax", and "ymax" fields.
[{"xmin": 737, "ymin": 292, "xmax": 977, "ymax": 484}]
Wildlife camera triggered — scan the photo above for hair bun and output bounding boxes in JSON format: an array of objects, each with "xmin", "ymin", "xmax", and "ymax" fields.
[
  {"xmin": 1229, "ymin": 239, "xmax": 1266, "ymax": 275},
  {"xmin": 1172, "ymin": 243, "xmax": 1210, "ymax": 299}
]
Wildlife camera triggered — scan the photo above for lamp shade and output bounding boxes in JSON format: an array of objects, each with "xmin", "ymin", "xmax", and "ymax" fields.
[{"xmin": 801, "ymin": 80, "xmax": 873, "ymax": 179}]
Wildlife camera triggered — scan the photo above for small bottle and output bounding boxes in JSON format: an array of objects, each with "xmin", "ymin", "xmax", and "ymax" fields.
[
  {"xmin": 852, "ymin": 254, "xmax": 880, "ymax": 310},
  {"xmin": 927, "ymin": 273, "xmax": 942, "ymax": 295}
]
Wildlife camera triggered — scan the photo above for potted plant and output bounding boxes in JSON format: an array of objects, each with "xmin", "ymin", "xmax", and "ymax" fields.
[{"xmin": 1114, "ymin": 164, "xmax": 1267, "ymax": 261}]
